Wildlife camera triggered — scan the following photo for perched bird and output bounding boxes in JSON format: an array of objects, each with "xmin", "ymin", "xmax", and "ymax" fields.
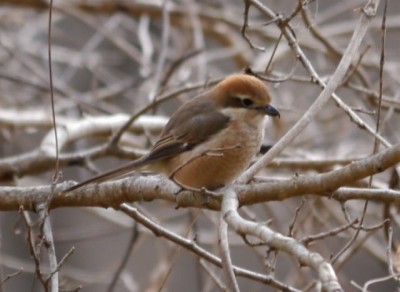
[{"xmin": 67, "ymin": 74, "xmax": 279, "ymax": 192}]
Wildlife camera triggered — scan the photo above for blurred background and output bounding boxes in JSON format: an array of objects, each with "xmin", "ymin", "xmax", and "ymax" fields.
[{"xmin": 0, "ymin": 0, "xmax": 400, "ymax": 291}]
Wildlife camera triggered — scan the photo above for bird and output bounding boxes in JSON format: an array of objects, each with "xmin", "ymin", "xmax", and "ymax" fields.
[{"xmin": 67, "ymin": 73, "xmax": 280, "ymax": 192}]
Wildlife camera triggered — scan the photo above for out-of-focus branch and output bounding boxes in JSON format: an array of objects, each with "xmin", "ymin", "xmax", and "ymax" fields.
[
  {"xmin": 119, "ymin": 203, "xmax": 298, "ymax": 291},
  {"xmin": 0, "ymin": 114, "xmax": 166, "ymax": 180}
]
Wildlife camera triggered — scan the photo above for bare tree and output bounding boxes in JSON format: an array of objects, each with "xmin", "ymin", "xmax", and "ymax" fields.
[{"xmin": 0, "ymin": 0, "xmax": 399, "ymax": 291}]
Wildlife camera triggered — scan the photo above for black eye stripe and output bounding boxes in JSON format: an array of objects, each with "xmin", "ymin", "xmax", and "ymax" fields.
[
  {"xmin": 241, "ymin": 98, "xmax": 253, "ymax": 107},
  {"xmin": 230, "ymin": 96, "xmax": 255, "ymax": 108}
]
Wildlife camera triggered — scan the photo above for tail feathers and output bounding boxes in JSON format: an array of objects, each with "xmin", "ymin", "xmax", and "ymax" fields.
[{"xmin": 65, "ymin": 157, "xmax": 148, "ymax": 193}]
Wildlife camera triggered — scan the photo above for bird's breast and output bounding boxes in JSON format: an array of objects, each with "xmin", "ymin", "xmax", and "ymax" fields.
[{"xmin": 163, "ymin": 116, "xmax": 266, "ymax": 189}]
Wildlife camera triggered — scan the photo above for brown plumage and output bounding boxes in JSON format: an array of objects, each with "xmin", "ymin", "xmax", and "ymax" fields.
[{"xmin": 67, "ymin": 74, "xmax": 279, "ymax": 192}]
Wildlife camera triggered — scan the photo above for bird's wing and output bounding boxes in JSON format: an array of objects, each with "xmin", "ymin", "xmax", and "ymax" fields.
[
  {"xmin": 65, "ymin": 97, "xmax": 230, "ymax": 193},
  {"xmin": 144, "ymin": 101, "xmax": 230, "ymax": 163}
]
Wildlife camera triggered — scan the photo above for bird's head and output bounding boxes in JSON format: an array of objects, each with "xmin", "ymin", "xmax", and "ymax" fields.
[{"xmin": 212, "ymin": 74, "xmax": 280, "ymax": 122}]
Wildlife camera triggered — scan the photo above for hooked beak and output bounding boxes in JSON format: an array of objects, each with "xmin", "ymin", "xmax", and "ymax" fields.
[{"xmin": 264, "ymin": 104, "xmax": 280, "ymax": 118}]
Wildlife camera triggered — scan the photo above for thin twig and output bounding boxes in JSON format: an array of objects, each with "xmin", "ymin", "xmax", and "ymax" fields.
[
  {"xmin": 48, "ymin": 0, "xmax": 60, "ymax": 184},
  {"xmin": 301, "ymin": 219, "xmax": 358, "ymax": 245},
  {"xmin": 288, "ymin": 197, "xmax": 306, "ymax": 238},
  {"xmin": 106, "ymin": 223, "xmax": 139, "ymax": 292},
  {"xmin": 1, "ymin": 269, "xmax": 23, "ymax": 284},
  {"xmin": 148, "ymin": 0, "xmax": 170, "ymax": 103},
  {"xmin": 241, "ymin": 0, "xmax": 265, "ymax": 51},
  {"xmin": 20, "ymin": 209, "xmax": 48, "ymax": 291}
]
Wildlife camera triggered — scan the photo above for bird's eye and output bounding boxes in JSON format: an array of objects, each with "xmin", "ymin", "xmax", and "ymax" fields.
[{"xmin": 241, "ymin": 98, "xmax": 253, "ymax": 107}]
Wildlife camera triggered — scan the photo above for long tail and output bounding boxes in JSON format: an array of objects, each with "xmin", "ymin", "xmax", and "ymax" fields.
[{"xmin": 65, "ymin": 156, "xmax": 149, "ymax": 192}]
